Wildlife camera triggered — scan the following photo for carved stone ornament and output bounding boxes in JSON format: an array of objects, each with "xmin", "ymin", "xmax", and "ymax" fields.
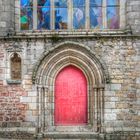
[{"xmin": 6, "ymin": 42, "xmax": 23, "ymax": 52}]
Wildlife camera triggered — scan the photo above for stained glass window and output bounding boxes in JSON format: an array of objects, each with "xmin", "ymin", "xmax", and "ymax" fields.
[
  {"xmin": 90, "ymin": 0, "xmax": 102, "ymax": 29},
  {"xmin": 20, "ymin": 0, "xmax": 33, "ymax": 30},
  {"xmin": 107, "ymin": 0, "xmax": 119, "ymax": 29},
  {"xmin": 37, "ymin": 0, "xmax": 51, "ymax": 29},
  {"xmin": 55, "ymin": 0, "xmax": 68, "ymax": 29},
  {"xmin": 20, "ymin": 0, "xmax": 121, "ymax": 30},
  {"xmin": 73, "ymin": 0, "xmax": 85, "ymax": 29}
]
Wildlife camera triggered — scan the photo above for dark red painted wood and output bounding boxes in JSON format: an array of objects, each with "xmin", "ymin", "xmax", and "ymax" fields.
[{"xmin": 55, "ymin": 65, "xmax": 87, "ymax": 125}]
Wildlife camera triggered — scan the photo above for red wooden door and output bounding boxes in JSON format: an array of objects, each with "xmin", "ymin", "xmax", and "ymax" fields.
[{"xmin": 55, "ymin": 65, "xmax": 87, "ymax": 125}]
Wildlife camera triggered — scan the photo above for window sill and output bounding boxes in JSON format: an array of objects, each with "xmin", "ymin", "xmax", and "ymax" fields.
[
  {"xmin": 7, "ymin": 79, "xmax": 22, "ymax": 84},
  {"xmin": 14, "ymin": 29, "xmax": 132, "ymax": 38},
  {"xmin": 0, "ymin": 29, "xmax": 135, "ymax": 40}
]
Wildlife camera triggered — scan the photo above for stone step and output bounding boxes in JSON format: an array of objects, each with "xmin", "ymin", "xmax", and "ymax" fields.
[{"xmin": 43, "ymin": 132, "xmax": 104, "ymax": 140}]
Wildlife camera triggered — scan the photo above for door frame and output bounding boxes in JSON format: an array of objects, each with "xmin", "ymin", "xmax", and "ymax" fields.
[
  {"xmin": 33, "ymin": 41, "xmax": 109, "ymax": 138},
  {"xmin": 54, "ymin": 65, "xmax": 88, "ymax": 125}
]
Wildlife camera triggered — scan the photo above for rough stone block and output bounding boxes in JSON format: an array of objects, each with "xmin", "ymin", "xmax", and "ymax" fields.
[
  {"xmin": 105, "ymin": 102, "xmax": 116, "ymax": 109},
  {"xmin": 0, "ymin": 22, "xmax": 6, "ymax": 28},
  {"xmin": 20, "ymin": 96, "xmax": 32, "ymax": 103},
  {"xmin": 29, "ymin": 103, "xmax": 37, "ymax": 110},
  {"xmin": 110, "ymin": 84, "xmax": 121, "ymax": 91},
  {"xmin": 104, "ymin": 113, "xmax": 117, "ymax": 121}
]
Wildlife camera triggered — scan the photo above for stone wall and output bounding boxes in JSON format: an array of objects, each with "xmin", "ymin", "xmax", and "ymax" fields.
[
  {"xmin": 1, "ymin": 0, "xmax": 140, "ymax": 36},
  {"xmin": 0, "ymin": 0, "xmax": 15, "ymax": 36},
  {"xmin": 0, "ymin": 0, "xmax": 140, "ymax": 139},
  {"xmin": 0, "ymin": 85, "xmax": 27, "ymax": 124},
  {"xmin": 126, "ymin": 0, "xmax": 140, "ymax": 35},
  {"xmin": 0, "ymin": 34, "xmax": 139, "ymax": 139}
]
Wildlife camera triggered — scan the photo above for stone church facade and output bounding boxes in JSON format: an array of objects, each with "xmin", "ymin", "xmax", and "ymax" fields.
[{"xmin": 0, "ymin": 0, "xmax": 140, "ymax": 139}]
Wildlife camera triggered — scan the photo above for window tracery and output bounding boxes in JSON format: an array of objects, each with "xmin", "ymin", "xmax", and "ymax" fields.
[{"xmin": 20, "ymin": 0, "xmax": 122, "ymax": 30}]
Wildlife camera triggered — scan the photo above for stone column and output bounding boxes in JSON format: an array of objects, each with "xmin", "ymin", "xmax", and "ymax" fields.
[
  {"xmin": 94, "ymin": 85, "xmax": 105, "ymax": 132},
  {"xmin": 41, "ymin": 87, "xmax": 45, "ymax": 132},
  {"xmin": 93, "ymin": 86, "xmax": 98, "ymax": 132},
  {"xmin": 36, "ymin": 86, "xmax": 46, "ymax": 138},
  {"xmin": 37, "ymin": 86, "xmax": 41, "ymax": 133},
  {"xmin": 100, "ymin": 86, "xmax": 105, "ymax": 132},
  {"xmin": 97, "ymin": 87, "xmax": 101, "ymax": 132}
]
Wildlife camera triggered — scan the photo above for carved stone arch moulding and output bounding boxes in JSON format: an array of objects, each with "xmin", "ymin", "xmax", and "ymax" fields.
[{"xmin": 33, "ymin": 41, "xmax": 109, "ymax": 138}]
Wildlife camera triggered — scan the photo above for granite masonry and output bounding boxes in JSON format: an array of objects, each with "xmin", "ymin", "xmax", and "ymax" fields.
[{"xmin": 0, "ymin": 0, "xmax": 140, "ymax": 140}]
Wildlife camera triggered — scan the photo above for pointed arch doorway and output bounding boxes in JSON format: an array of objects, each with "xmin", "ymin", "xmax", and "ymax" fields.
[
  {"xmin": 33, "ymin": 42, "xmax": 109, "ymax": 138},
  {"xmin": 55, "ymin": 65, "xmax": 87, "ymax": 125}
]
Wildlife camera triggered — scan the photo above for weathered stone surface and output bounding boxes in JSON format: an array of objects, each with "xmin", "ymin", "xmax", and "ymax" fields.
[
  {"xmin": 126, "ymin": 0, "xmax": 140, "ymax": 34},
  {"xmin": 0, "ymin": 0, "xmax": 139, "ymax": 139},
  {"xmin": 0, "ymin": 36, "xmax": 139, "ymax": 139},
  {"xmin": 0, "ymin": 0, "xmax": 14, "ymax": 36}
]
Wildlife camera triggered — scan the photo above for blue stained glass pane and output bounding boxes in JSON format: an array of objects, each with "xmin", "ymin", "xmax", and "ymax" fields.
[
  {"xmin": 38, "ymin": 7, "xmax": 50, "ymax": 29},
  {"xmin": 55, "ymin": 0, "xmax": 67, "ymax": 7},
  {"xmin": 55, "ymin": 0, "xmax": 68, "ymax": 29},
  {"xmin": 37, "ymin": 0, "xmax": 50, "ymax": 29},
  {"xmin": 107, "ymin": 6, "xmax": 119, "ymax": 29},
  {"xmin": 107, "ymin": 0, "xmax": 119, "ymax": 6},
  {"xmin": 38, "ymin": 0, "xmax": 50, "ymax": 6},
  {"xmin": 90, "ymin": 0, "xmax": 102, "ymax": 29},
  {"xmin": 21, "ymin": 0, "xmax": 32, "ymax": 7},
  {"xmin": 90, "ymin": 7, "xmax": 102, "ymax": 29},
  {"xmin": 55, "ymin": 8, "xmax": 68, "ymax": 29},
  {"xmin": 90, "ymin": 0, "xmax": 102, "ymax": 6},
  {"xmin": 73, "ymin": 0, "xmax": 85, "ymax": 7},
  {"xmin": 73, "ymin": 0, "xmax": 85, "ymax": 29},
  {"xmin": 21, "ymin": 7, "xmax": 33, "ymax": 30},
  {"xmin": 73, "ymin": 8, "xmax": 85, "ymax": 29}
]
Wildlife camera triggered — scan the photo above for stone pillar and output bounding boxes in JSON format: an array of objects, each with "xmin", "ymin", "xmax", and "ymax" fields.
[
  {"xmin": 0, "ymin": 0, "xmax": 15, "ymax": 36},
  {"xmin": 36, "ymin": 86, "xmax": 46, "ymax": 138},
  {"xmin": 126, "ymin": 0, "xmax": 140, "ymax": 34},
  {"xmin": 37, "ymin": 86, "xmax": 41, "ymax": 133},
  {"xmin": 93, "ymin": 86, "xmax": 98, "ymax": 132},
  {"xmin": 94, "ymin": 85, "xmax": 105, "ymax": 132},
  {"xmin": 100, "ymin": 87, "xmax": 105, "ymax": 132}
]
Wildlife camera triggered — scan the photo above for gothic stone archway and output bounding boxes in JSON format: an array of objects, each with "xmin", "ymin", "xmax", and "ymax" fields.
[{"xmin": 33, "ymin": 41, "xmax": 109, "ymax": 138}]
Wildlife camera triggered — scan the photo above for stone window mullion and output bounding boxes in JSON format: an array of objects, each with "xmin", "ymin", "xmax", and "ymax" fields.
[
  {"xmin": 71, "ymin": 0, "xmax": 74, "ymax": 29},
  {"xmin": 68, "ymin": 0, "xmax": 72, "ymax": 29},
  {"xmin": 103, "ymin": 0, "xmax": 107, "ymax": 29},
  {"xmin": 33, "ymin": 0, "xmax": 37, "ymax": 30},
  {"xmin": 100, "ymin": 87, "xmax": 104, "ymax": 132},
  {"xmin": 51, "ymin": 0, "xmax": 55, "ymax": 30},
  {"xmin": 120, "ymin": 0, "xmax": 125, "ymax": 29},
  {"xmin": 85, "ymin": 0, "xmax": 89, "ymax": 29}
]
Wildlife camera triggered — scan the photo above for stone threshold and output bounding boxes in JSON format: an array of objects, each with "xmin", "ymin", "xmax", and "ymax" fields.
[{"xmin": 42, "ymin": 132, "xmax": 104, "ymax": 139}]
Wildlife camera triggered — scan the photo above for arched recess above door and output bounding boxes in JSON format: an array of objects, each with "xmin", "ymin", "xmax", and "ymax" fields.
[
  {"xmin": 32, "ymin": 41, "xmax": 110, "ymax": 137},
  {"xmin": 32, "ymin": 41, "xmax": 109, "ymax": 86}
]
